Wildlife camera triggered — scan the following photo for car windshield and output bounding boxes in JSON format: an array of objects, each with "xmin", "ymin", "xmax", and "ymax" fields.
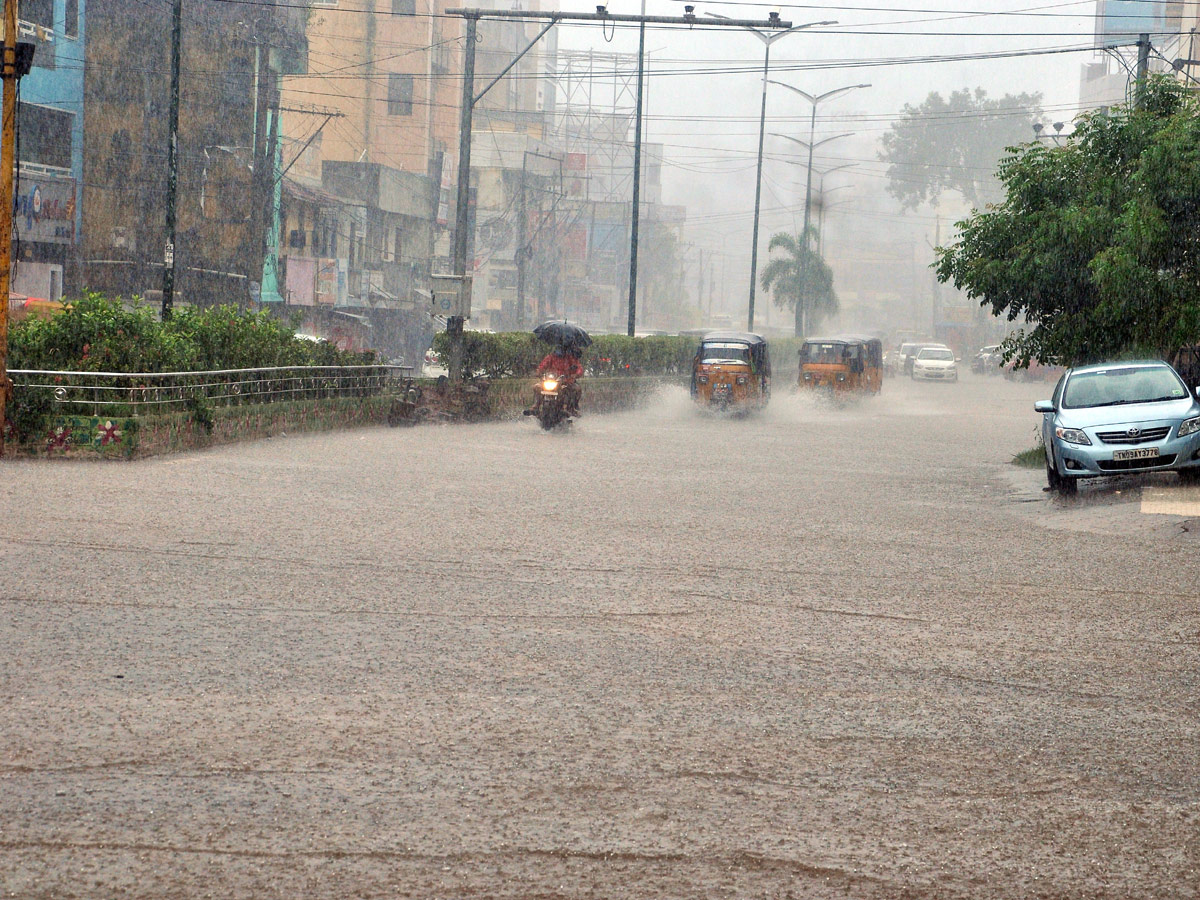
[
  {"xmin": 801, "ymin": 342, "xmax": 855, "ymax": 364},
  {"xmin": 699, "ymin": 343, "xmax": 750, "ymax": 364},
  {"xmin": 918, "ymin": 348, "xmax": 954, "ymax": 361},
  {"xmin": 899, "ymin": 343, "xmax": 918, "ymax": 355},
  {"xmin": 1062, "ymin": 366, "xmax": 1188, "ymax": 408}
]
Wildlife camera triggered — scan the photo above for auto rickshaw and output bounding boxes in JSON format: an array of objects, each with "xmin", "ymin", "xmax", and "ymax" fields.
[
  {"xmin": 798, "ymin": 335, "xmax": 883, "ymax": 398},
  {"xmin": 691, "ymin": 331, "xmax": 771, "ymax": 414}
]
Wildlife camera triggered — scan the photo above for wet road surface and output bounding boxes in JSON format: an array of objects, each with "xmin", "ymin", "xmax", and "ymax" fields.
[{"xmin": 2, "ymin": 374, "xmax": 1198, "ymax": 899}]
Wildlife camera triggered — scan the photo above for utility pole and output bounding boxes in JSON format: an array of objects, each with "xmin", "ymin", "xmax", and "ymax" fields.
[
  {"xmin": 516, "ymin": 159, "xmax": 528, "ymax": 329},
  {"xmin": 161, "ymin": 0, "xmax": 183, "ymax": 320},
  {"xmin": 445, "ymin": 7, "xmax": 791, "ymax": 375},
  {"xmin": 1136, "ymin": 32, "xmax": 1150, "ymax": 107},
  {"xmin": 0, "ymin": 0, "xmax": 18, "ymax": 456},
  {"xmin": 627, "ymin": 7, "xmax": 646, "ymax": 337}
]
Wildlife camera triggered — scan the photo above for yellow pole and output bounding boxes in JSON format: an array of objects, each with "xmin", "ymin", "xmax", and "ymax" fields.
[{"xmin": 0, "ymin": 0, "xmax": 18, "ymax": 457}]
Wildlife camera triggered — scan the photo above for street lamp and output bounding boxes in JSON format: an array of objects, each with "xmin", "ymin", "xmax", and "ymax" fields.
[
  {"xmin": 708, "ymin": 12, "xmax": 836, "ymax": 332},
  {"xmin": 768, "ymin": 82, "xmax": 870, "ymax": 248}
]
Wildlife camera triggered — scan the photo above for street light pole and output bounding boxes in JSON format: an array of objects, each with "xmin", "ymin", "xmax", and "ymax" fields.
[
  {"xmin": 708, "ymin": 13, "xmax": 834, "ymax": 332},
  {"xmin": 768, "ymin": 81, "xmax": 869, "ymax": 336}
]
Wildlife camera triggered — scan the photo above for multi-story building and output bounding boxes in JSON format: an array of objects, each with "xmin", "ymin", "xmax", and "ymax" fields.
[
  {"xmin": 11, "ymin": 0, "xmax": 85, "ymax": 302},
  {"xmin": 81, "ymin": 0, "xmax": 307, "ymax": 307}
]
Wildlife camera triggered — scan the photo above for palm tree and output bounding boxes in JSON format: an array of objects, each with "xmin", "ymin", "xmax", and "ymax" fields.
[{"xmin": 759, "ymin": 228, "xmax": 838, "ymax": 337}]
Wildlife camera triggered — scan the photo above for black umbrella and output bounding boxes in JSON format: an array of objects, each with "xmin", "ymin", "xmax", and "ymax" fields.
[{"xmin": 533, "ymin": 320, "xmax": 592, "ymax": 351}]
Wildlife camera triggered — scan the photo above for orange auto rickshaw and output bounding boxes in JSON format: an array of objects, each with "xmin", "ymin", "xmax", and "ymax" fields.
[
  {"xmin": 691, "ymin": 331, "xmax": 771, "ymax": 414},
  {"xmin": 798, "ymin": 335, "xmax": 883, "ymax": 398}
]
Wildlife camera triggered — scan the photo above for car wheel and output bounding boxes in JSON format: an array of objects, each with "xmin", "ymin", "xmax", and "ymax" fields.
[{"xmin": 1046, "ymin": 448, "xmax": 1076, "ymax": 495}]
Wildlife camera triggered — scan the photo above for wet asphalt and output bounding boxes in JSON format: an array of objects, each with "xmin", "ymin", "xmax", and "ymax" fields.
[{"xmin": 1, "ymin": 373, "xmax": 1198, "ymax": 899}]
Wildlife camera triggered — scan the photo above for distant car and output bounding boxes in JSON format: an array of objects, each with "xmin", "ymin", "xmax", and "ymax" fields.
[
  {"xmin": 1036, "ymin": 361, "xmax": 1200, "ymax": 494},
  {"xmin": 972, "ymin": 344, "xmax": 1001, "ymax": 375},
  {"xmin": 911, "ymin": 346, "xmax": 958, "ymax": 382}
]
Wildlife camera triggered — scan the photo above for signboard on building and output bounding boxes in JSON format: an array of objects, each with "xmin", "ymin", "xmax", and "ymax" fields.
[
  {"xmin": 15, "ymin": 172, "xmax": 76, "ymax": 244},
  {"xmin": 316, "ymin": 258, "xmax": 348, "ymax": 306},
  {"xmin": 1096, "ymin": 0, "xmax": 1165, "ymax": 47}
]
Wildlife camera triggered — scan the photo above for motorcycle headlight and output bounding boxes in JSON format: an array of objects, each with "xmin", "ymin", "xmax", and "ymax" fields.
[
  {"xmin": 736, "ymin": 375, "xmax": 748, "ymax": 385},
  {"xmin": 1055, "ymin": 425, "xmax": 1092, "ymax": 446},
  {"xmin": 542, "ymin": 379, "xmax": 558, "ymax": 391},
  {"xmin": 1179, "ymin": 416, "xmax": 1200, "ymax": 437}
]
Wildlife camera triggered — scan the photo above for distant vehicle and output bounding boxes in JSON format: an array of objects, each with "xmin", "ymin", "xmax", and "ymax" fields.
[
  {"xmin": 1036, "ymin": 361, "xmax": 1200, "ymax": 494},
  {"xmin": 899, "ymin": 341, "xmax": 943, "ymax": 377},
  {"xmin": 798, "ymin": 335, "xmax": 883, "ymax": 399},
  {"xmin": 911, "ymin": 346, "xmax": 958, "ymax": 382},
  {"xmin": 972, "ymin": 344, "xmax": 1002, "ymax": 375},
  {"xmin": 691, "ymin": 331, "xmax": 771, "ymax": 414}
]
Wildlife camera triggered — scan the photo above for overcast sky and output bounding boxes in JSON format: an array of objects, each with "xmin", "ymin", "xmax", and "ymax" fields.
[{"xmin": 546, "ymin": 0, "xmax": 1115, "ymax": 320}]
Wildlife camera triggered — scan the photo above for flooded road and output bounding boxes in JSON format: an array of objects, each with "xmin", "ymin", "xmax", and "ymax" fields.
[{"xmin": 2, "ymin": 374, "xmax": 1198, "ymax": 899}]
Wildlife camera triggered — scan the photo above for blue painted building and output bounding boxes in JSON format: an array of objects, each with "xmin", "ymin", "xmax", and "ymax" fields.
[{"xmin": 11, "ymin": 0, "xmax": 85, "ymax": 299}]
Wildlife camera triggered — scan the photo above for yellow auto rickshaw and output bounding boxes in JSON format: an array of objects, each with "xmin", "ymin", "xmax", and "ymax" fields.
[
  {"xmin": 798, "ymin": 335, "xmax": 883, "ymax": 398},
  {"xmin": 691, "ymin": 331, "xmax": 771, "ymax": 413}
]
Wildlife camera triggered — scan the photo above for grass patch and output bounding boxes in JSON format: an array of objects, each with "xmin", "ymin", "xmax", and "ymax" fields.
[{"xmin": 1012, "ymin": 446, "xmax": 1046, "ymax": 468}]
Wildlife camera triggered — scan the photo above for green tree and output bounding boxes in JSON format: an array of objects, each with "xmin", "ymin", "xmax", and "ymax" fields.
[
  {"xmin": 936, "ymin": 77, "xmax": 1200, "ymax": 367},
  {"xmin": 760, "ymin": 229, "xmax": 838, "ymax": 337},
  {"xmin": 880, "ymin": 88, "xmax": 1042, "ymax": 210}
]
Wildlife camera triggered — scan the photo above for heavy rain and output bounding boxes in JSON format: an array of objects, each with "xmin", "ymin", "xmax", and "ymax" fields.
[{"xmin": 2, "ymin": 1, "xmax": 1200, "ymax": 898}]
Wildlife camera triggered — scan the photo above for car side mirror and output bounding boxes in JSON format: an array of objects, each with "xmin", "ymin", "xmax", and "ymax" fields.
[
  {"xmin": 1034, "ymin": 400, "xmax": 1055, "ymax": 413},
  {"xmin": 1195, "ymin": 385, "xmax": 1200, "ymax": 399}
]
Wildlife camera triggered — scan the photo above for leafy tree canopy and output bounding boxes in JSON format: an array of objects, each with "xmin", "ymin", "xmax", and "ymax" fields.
[
  {"xmin": 760, "ymin": 229, "xmax": 838, "ymax": 337},
  {"xmin": 880, "ymin": 88, "xmax": 1042, "ymax": 210},
  {"xmin": 936, "ymin": 77, "xmax": 1200, "ymax": 367}
]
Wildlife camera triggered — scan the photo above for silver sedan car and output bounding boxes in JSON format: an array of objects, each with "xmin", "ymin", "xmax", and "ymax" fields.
[{"xmin": 1036, "ymin": 361, "xmax": 1200, "ymax": 494}]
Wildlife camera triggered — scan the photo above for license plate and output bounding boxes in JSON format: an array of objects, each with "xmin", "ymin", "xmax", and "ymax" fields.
[{"xmin": 1113, "ymin": 447, "xmax": 1160, "ymax": 461}]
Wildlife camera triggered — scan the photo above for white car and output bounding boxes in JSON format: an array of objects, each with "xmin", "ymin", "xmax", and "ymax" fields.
[{"xmin": 911, "ymin": 346, "xmax": 958, "ymax": 382}]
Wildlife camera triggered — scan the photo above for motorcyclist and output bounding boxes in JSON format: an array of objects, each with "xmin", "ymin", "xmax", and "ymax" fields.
[{"xmin": 524, "ymin": 346, "xmax": 583, "ymax": 417}]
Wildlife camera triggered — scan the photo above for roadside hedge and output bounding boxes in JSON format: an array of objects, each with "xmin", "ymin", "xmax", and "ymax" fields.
[
  {"xmin": 432, "ymin": 330, "xmax": 810, "ymax": 379},
  {"xmin": 9, "ymin": 293, "xmax": 376, "ymax": 372},
  {"xmin": 5, "ymin": 293, "xmax": 378, "ymax": 442},
  {"xmin": 432, "ymin": 331, "xmax": 700, "ymax": 378}
]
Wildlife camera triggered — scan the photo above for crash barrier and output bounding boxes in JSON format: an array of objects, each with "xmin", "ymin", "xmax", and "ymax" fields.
[{"xmin": 5, "ymin": 373, "xmax": 677, "ymax": 458}]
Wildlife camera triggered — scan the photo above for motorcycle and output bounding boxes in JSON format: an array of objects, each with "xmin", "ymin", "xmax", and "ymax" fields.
[{"xmin": 534, "ymin": 373, "xmax": 572, "ymax": 430}]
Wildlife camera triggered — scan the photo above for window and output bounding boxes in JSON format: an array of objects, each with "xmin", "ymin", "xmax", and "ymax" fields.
[
  {"xmin": 18, "ymin": 102, "xmax": 73, "ymax": 169},
  {"xmin": 392, "ymin": 0, "xmax": 416, "ymax": 14},
  {"xmin": 387, "ymin": 73, "xmax": 413, "ymax": 116},
  {"xmin": 20, "ymin": 0, "xmax": 52, "ymax": 29},
  {"xmin": 64, "ymin": 0, "xmax": 79, "ymax": 37}
]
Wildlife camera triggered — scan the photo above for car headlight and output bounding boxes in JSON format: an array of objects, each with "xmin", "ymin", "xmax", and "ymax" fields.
[
  {"xmin": 1179, "ymin": 416, "xmax": 1200, "ymax": 437},
  {"xmin": 1055, "ymin": 426, "xmax": 1092, "ymax": 446}
]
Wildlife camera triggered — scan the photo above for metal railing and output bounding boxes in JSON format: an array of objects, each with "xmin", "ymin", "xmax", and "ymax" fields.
[{"xmin": 10, "ymin": 364, "xmax": 415, "ymax": 417}]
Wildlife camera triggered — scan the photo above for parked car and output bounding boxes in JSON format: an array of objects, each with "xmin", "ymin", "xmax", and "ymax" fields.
[
  {"xmin": 1036, "ymin": 361, "xmax": 1200, "ymax": 494},
  {"xmin": 911, "ymin": 346, "xmax": 958, "ymax": 382},
  {"xmin": 972, "ymin": 344, "xmax": 1002, "ymax": 375}
]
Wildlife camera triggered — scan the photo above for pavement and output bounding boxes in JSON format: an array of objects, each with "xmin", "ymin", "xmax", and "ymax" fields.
[{"xmin": 1, "ymin": 373, "xmax": 1198, "ymax": 899}]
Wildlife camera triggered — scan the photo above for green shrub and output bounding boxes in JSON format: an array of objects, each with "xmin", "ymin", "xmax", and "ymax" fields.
[
  {"xmin": 432, "ymin": 331, "xmax": 700, "ymax": 379},
  {"xmin": 6, "ymin": 293, "xmax": 379, "ymax": 440}
]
